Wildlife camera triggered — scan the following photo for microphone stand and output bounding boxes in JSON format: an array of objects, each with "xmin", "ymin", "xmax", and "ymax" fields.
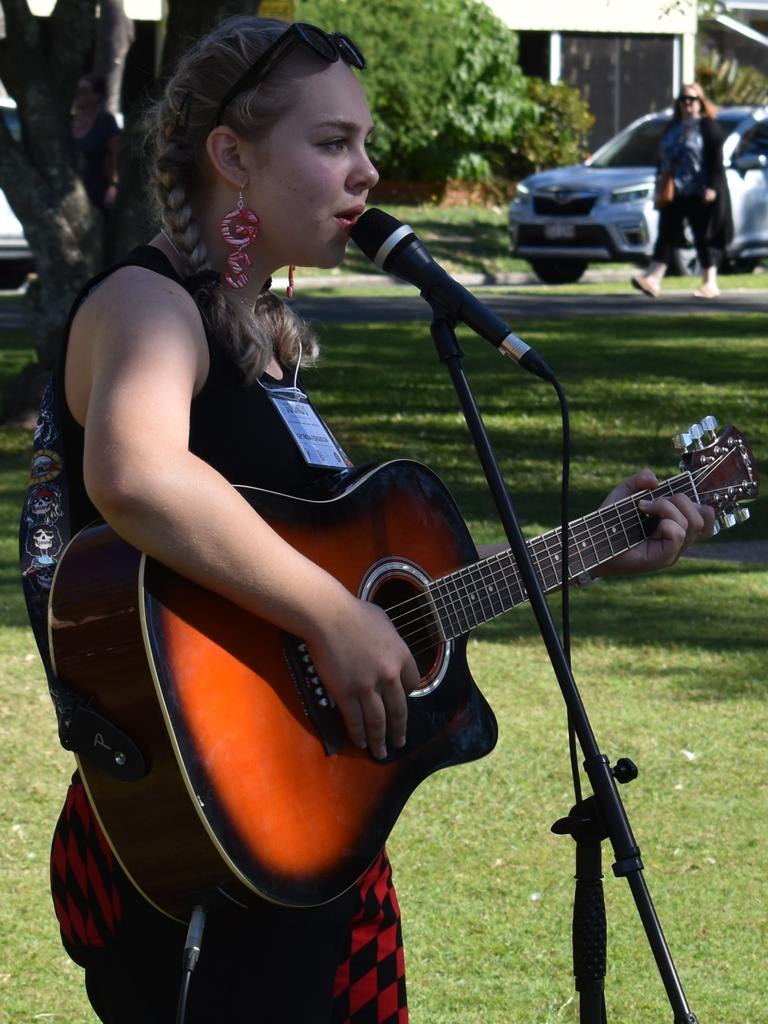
[{"xmin": 426, "ymin": 301, "xmax": 699, "ymax": 1024}]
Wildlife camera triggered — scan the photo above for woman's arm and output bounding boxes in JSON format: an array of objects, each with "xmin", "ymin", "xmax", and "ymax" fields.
[{"xmin": 67, "ymin": 269, "xmax": 420, "ymax": 758}]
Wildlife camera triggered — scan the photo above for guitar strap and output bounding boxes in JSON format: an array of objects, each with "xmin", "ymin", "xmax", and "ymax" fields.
[{"xmin": 19, "ymin": 379, "xmax": 145, "ymax": 781}]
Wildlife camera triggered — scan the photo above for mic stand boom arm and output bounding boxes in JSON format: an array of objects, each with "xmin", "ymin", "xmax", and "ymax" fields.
[{"xmin": 427, "ymin": 302, "xmax": 700, "ymax": 1024}]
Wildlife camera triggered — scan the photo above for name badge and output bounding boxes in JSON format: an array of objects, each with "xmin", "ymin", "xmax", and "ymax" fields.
[{"xmin": 266, "ymin": 388, "xmax": 349, "ymax": 469}]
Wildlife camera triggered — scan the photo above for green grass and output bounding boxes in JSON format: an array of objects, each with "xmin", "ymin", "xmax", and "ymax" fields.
[{"xmin": 1, "ymin": 289, "xmax": 766, "ymax": 1019}]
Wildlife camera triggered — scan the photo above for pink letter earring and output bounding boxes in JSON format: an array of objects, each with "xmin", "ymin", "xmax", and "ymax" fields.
[{"xmin": 220, "ymin": 189, "xmax": 260, "ymax": 289}]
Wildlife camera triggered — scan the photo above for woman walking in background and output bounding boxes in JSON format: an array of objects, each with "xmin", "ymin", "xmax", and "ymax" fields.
[
  {"xmin": 72, "ymin": 73, "xmax": 121, "ymax": 212},
  {"xmin": 632, "ymin": 82, "xmax": 732, "ymax": 299}
]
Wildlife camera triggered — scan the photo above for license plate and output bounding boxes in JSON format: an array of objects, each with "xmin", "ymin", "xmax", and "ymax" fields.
[{"xmin": 544, "ymin": 222, "xmax": 576, "ymax": 240}]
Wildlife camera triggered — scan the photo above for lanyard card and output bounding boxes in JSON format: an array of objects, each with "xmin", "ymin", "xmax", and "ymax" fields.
[{"xmin": 267, "ymin": 389, "xmax": 349, "ymax": 469}]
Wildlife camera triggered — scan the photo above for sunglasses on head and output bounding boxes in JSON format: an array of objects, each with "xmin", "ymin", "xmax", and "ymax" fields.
[
  {"xmin": 214, "ymin": 22, "xmax": 366, "ymax": 125},
  {"xmin": 679, "ymin": 94, "xmax": 699, "ymax": 103}
]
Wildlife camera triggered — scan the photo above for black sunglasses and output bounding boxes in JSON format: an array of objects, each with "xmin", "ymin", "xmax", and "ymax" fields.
[
  {"xmin": 679, "ymin": 94, "xmax": 699, "ymax": 103},
  {"xmin": 214, "ymin": 23, "xmax": 366, "ymax": 125}
]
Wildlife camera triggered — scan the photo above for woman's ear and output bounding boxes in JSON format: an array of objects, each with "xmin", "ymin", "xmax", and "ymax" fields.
[{"xmin": 206, "ymin": 127, "xmax": 249, "ymax": 190}]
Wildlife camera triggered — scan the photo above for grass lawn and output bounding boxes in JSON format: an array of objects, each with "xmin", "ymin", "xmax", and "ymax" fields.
[{"xmin": 0, "ymin": 287, "xmax": 766, "ymax": 1019}]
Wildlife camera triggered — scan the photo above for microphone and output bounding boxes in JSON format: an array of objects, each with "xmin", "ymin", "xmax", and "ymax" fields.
[{"xmin": 350, "ymin": 208, "xmax": 555, "ymax": 382}]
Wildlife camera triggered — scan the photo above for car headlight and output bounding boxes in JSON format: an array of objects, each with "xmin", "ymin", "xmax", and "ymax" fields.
[
  {"xmin": 610, "ymin": 185, "xmax": 653, "ymax": 204},
  {"xmin": 511, "ymin": 182, "xmax": 531, "ymax": 205}
]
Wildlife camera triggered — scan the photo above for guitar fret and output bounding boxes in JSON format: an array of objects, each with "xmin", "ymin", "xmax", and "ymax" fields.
[
  {"xmin": 455, "ymin": 566, "xmax": 482, "ymax": 628},
  {"xmin": 493, "ymin": 552, "xmax": 526, "ymax": 609},
  {"xmin": 528, "ymin": 536, "xmax": 559, "ymax": 591},
  {"xmin": 437, "ymin": 574, "xmax": 471, "ymax": 639},
  {"xmin": 469, "ymin": 561, "xmax": 506, "ymax": 619},
  {"xmin": 596, "ymin": 506, "xmax": 623, "ymax": 556}
]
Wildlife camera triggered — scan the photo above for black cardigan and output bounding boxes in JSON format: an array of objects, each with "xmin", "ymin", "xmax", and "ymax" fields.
[{"xmin": 661, "ymin": 116, "xmax": 733, "ymax": 250}]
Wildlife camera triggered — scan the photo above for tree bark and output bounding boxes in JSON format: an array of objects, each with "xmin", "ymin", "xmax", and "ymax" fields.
[
  {"xmin": 94, "ymin": 0, "xmax": 135, "ymax": 116},
  {"xmin": 0, "ymin": 0, "xmax": 101, "ymax": 371},
  {"xmin": 0, "ymin": 0, "xmax": 263, "ymax": 418}
]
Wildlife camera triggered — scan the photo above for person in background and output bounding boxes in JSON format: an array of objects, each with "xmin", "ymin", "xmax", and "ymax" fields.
[
  {"xmin": 21, "ymin": 16, "xmax": 714, "ymax": 1024},
  {"xmin": 71, "ymin": 73, "xmax": 121, "ymax": 212},
  {"xmin": 632, "ymin": 82, "xmax": 732, "ymax": 299}
]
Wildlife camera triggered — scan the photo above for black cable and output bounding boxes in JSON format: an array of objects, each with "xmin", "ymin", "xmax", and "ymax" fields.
[
  {"xmin": 175, "ymin": 905, "xmax": 207, "ymax": 1024},
  {"xmin": 553, "ymin": 379, "xmax": 583, "ymax": 804}
]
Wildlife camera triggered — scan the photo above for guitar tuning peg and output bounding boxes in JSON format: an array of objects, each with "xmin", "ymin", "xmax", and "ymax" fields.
[
  {"xmin": 734, "ymin": 506, "xmax": 751, "ymax": 524},
  {"xmin": 719, "ymin": 511, "xmax": 738, "ymax": 530},
  {"xmin": 673, "ymin": 430, "xmax": 693, "ymax": 451},
  {"xmin": 699, "ymin": 415, "xmax": 719, "ymax": 441},
  {"xmin": 687, "ymin": 423, "xmax": 704, "ymax": 448},
  {"xmin": 712, "ymin": 518, "xmax": 721, "ymax": 536}
]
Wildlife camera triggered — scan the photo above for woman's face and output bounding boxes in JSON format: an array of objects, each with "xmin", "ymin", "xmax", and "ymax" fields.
[
  {"xmin": 76, "ymin": 78, "xmax": 101, "ymax": 112},
  {"xmin": 679, "ymin": 89, "xmax": 702, "ymax": 120},
  {"xmin": 240, "ymin": 60, "xmax": 379, "ymax": 274}
]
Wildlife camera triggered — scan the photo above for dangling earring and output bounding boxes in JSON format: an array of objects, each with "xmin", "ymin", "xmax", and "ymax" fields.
[
  {"xmin": 286, "ymin": 265, "xmax": 296, "ymax": 299},
  {"xmin": 220, "ymin": 188, "xmax": 260, "ymax": 289}
]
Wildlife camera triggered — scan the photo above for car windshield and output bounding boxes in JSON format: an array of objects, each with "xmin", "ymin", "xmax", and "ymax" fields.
[
  {"xmin": 589, "ymin": 110, "xmax": 751, "ymax": 168},
  {"xmin": 590, "ymin": 119, "xmax": 670, "ymax": 168}
]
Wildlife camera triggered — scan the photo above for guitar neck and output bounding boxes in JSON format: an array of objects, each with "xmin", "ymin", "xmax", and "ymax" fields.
[{"xmin": 430, "ymin": 471, "xmax": 698, "ymax": 641}]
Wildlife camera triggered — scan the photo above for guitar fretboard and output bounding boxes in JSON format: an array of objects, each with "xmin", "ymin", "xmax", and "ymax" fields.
[{"xmin": 428, "ymin": 472, "xmax": 697, "ymax": 641}]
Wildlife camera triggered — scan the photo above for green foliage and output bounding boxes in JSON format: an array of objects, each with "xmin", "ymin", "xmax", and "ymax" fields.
[
  {"xmin": 507, "ymin": 77, "xmax": 595, "ymax": 177},
  {"xmin": 696, "ymin": 50, "xmax": 768, "ymax": 106},
  {"xmin": 295, "ymin": 0, "xmax": 537, "ymax": 183}
]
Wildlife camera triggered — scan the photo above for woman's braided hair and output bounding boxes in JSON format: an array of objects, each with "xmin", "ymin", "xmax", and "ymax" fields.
[{"xmin": 145, "ymin": 16, "xmax": 320, "ymax": 382}]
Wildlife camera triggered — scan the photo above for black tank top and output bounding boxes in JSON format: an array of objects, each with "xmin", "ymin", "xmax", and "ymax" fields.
[{"xmin": 55, "ymin": 246, "xmax": 343, "ymax": 534}]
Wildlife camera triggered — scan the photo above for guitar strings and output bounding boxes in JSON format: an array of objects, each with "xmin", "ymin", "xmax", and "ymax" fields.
[{"xmin": 381, "ymin": 450, "xmax": 739, "ymax": 659}]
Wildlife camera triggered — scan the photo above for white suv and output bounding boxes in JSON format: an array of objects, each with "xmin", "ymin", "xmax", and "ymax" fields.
[
  {"xmin": 509, "ymin": 105, "xmax": 768, "ymax": 283},
  {"xmin": 0, "ymin": 97, "xmax": 34, "ymax": 289}
]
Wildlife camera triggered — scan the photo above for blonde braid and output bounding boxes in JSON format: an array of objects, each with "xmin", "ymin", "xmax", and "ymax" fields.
[{"xmin": 145, "ymin": 16, "xmax": 320, "ymax": 383}]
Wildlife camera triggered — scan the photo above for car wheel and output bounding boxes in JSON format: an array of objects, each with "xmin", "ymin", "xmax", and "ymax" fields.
[
  {"xmin": 668, "ymin": 247, "xmax": 701, "ymax": 277},
  {"xmin": 722, "ymin": 257, "xmax": 759, "ymax": 275},
  {"xmin": 529, "ymin": 259, "xmax": 588, "ymax": 284}
]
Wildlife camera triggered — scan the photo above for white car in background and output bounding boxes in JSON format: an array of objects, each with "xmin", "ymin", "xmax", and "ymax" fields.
[
  {"xmin": 0, "ymin": 97, "xmax": 34, "ymax": 289},
  {"xmin": 509, "ymin": 105, "xmax": 768, "ymax": 283}
]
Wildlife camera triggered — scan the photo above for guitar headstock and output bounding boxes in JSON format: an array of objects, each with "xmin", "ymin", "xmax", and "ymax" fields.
[{"xmin": 674, "ymin": 417, "xmax": 759, "ymax": 532}]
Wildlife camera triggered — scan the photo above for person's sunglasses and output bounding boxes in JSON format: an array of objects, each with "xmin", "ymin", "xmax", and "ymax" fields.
[
  {"xmin": 214, "ymin": 22, "xmax": 366, "ymax": 125},
  {"xmin": 679, "ymin": 95, "xmax": 699, "ymax": 103}
]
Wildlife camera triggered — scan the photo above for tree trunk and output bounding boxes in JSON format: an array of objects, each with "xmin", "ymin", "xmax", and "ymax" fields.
[
  {"xmin": 94, "ymin": 0, "xmax": 135, "ymax": 116},
  {"xmin": 106, "ymin": 0, "xmax": 264, "ymax": 261},
  {"xmin": 0, "ymin": 0, "xmax": 101, "ymax": 373},
  {"xmin": 0, "ymin": 0, "xmax": 263, "ymax": 419}
]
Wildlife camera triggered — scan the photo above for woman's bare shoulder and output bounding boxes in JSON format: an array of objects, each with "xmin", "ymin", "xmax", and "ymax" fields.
[
  {"xmin": 70, "ymin": 261, "xmax": 209, "ymax": 360},
  {"xmin": 65, "ymin": 261, "xmax": 211, "ymax": 424}
]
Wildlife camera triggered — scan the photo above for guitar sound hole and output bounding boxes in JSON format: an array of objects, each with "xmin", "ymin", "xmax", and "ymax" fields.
[{"xmin": 371, "ymin": 576, "xmax": 441, "ymax": 681}]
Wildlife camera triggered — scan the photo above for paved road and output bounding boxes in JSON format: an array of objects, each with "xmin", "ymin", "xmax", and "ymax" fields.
[
  {"xmin": 4, "ymin": 283, "xmax": 768, "ymax": 331},
  {"xmin": 292, "ymin": 287, "xmax": 768, "ymax": 325}
]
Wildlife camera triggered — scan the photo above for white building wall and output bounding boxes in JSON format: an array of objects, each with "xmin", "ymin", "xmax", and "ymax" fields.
[
  {"xmin": 487, "ymin": 0, "xmax": 698, "ymax": 83},
  {"xmin": 485, "ymin": 0, "xmax": 697, "ymax": 34}
]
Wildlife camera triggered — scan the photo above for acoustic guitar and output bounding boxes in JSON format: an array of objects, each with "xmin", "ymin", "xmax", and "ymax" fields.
[{"xmin": 49, "ymin": 419, "xmax": 757, "ymax": 918}]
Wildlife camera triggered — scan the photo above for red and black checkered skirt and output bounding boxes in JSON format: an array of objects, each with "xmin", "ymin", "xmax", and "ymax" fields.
[{"xmin": 51, "ymin": 777, "xmax": 408, "ymax": 1023}]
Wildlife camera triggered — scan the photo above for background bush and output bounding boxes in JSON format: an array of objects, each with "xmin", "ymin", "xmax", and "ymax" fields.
[
  {"xmin": 696, "ymin": 50, "xmax": 768, "ymax": 106},
  {"xmin": 297, "ymin": 0, "xmax": 537, "ymax": 184},
  {"xmin": 506, "ymin": 78, "xmax": 595, "ymax": 179}
]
